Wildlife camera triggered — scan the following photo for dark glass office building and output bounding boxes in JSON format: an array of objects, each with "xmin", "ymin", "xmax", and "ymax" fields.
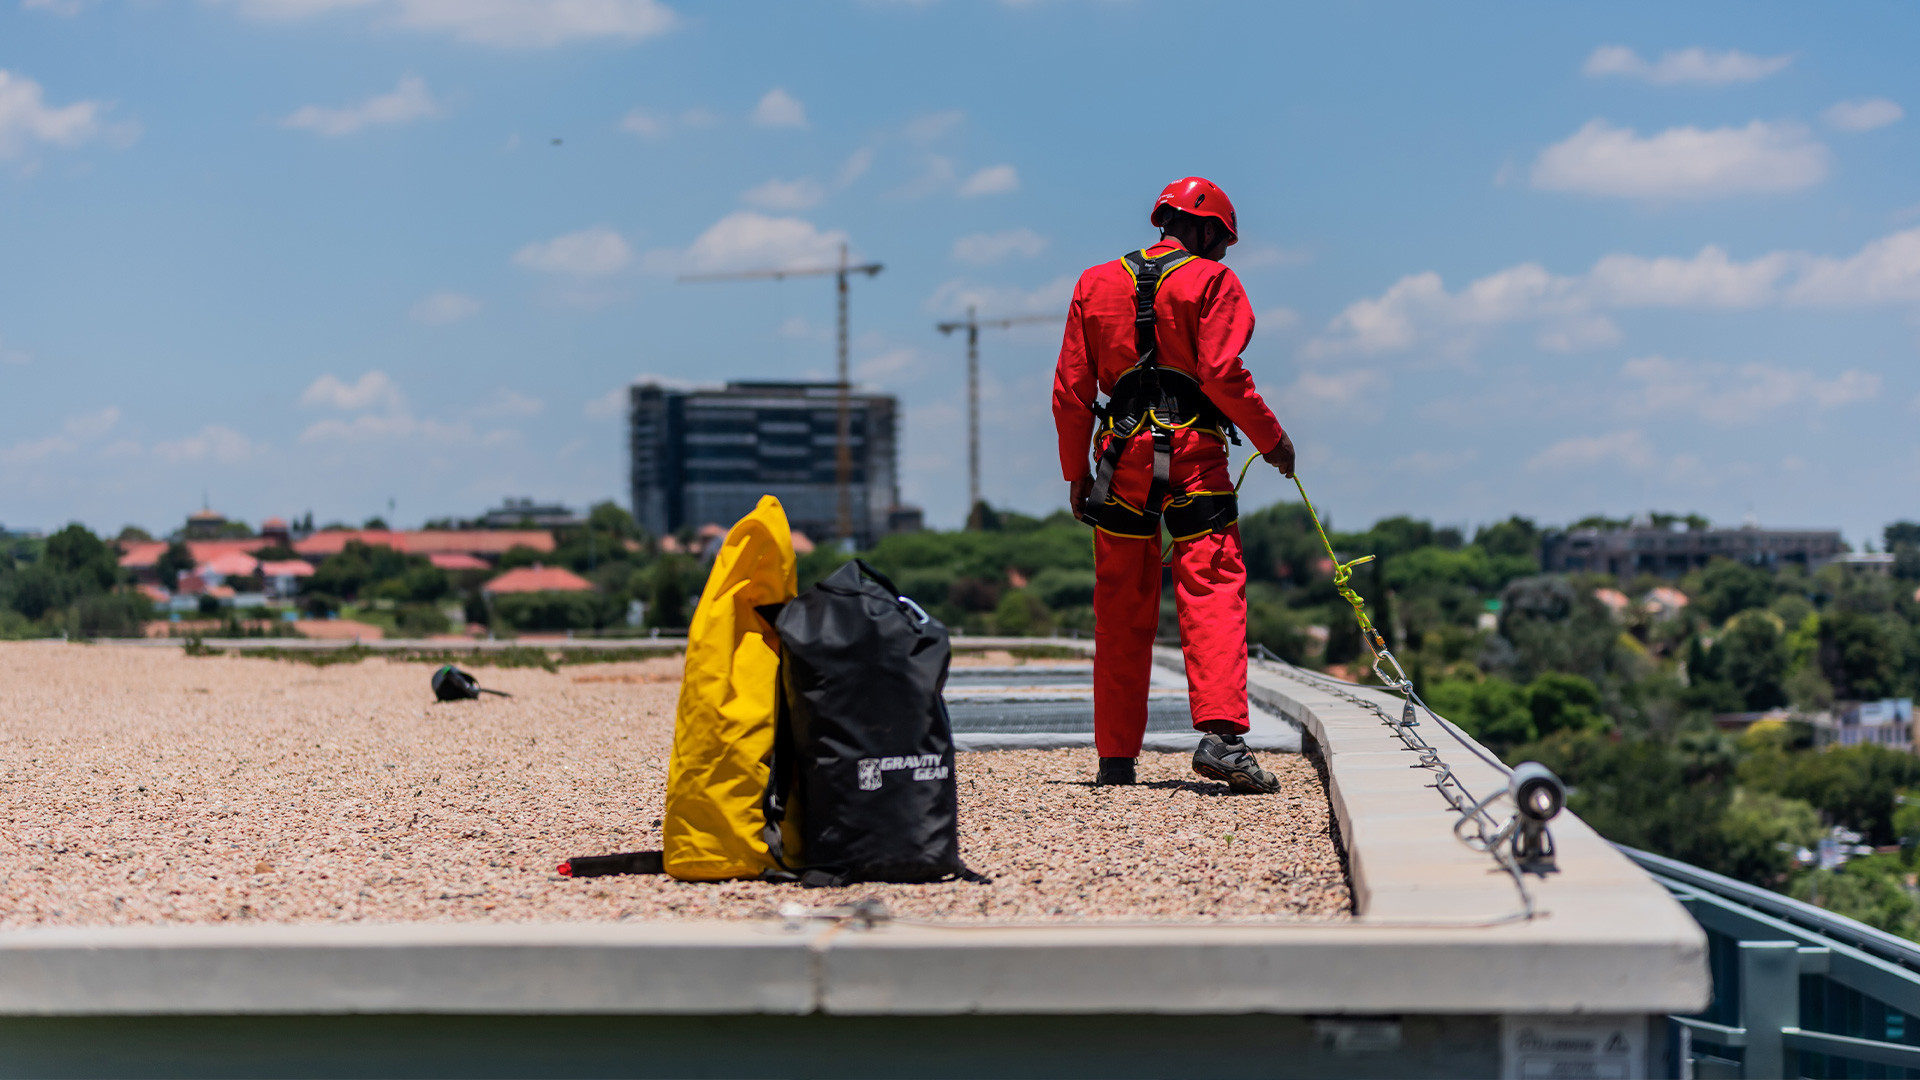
[{"xmin": 629, "ymin": 381, "xmax": 906, "ymax": 548}]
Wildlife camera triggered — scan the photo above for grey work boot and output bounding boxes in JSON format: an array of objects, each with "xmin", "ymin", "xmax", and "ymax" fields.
[
  {"xmin": 1192, "ymin": 733, "xmax": 1280, "ymax": 794},
  {"xmin": 1094, "ymin": 756, "xmax": 1137, "ymax": 786}
]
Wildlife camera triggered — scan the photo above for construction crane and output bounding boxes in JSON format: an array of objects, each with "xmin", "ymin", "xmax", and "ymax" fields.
[
  {"xmin": 936, "ymin": 307, "xmax": 1058, "ymax": 527},
  {"xmin": 681, "ymin": 244, "xmax": 882, "ymax": 545}
]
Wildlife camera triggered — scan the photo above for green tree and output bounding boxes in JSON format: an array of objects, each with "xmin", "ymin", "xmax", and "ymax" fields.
[
  {"xmin": 646, "ymin": 555, "xmax": 695, "ymax": 628},
  {"xmin": 1740, "ymin": 742, "xmax": 1920, "ymax": 846},
  {"xmin": 1493, "ymin": 575, "xmax": 1616, "ymax": 682},
  {"xmin": 1693, "ymin": 558, "xmax": 1775, "ymax": 625},
  {"xmin": 1426, "ymin": 676, "xmax": 1535, "ymax": 747},
  {"xmin": 1527, "ymin": 672, "xmax": 1608, "ymax": 737},
  {"xmin": 1790, "ymin": 857, "xmax": 1920, "ymax": 939},
  {"xmin": 42, "ymin": 524, "xmax": 117, "ymax": 591},
  {"xmin": 1818, "ymin": 610, "xmax": 1905, "ymax": 700},
  {"xmin": 1474, "ymin": 516, "xmax": 1541, "ymax": 561},
  {"xmin": 991, "ymin": 590, "xmax": 1051, "ymax": 636},
  {"xmin": 588, "ymin": 501, "xmax": 640, "ymax": 540},
  {"xmin": 1717, "ymin": 788, "xmax": 1821, "ymax": 885},
  {"xmin": 1718, "ymin": 612, "xmax": 1789, "ymax": 710},
  {"xmin": 1520, "ymin": 730, "xmax": 1744, "ymax": 878}
]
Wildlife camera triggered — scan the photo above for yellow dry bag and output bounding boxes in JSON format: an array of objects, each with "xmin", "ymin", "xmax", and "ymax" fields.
[{"xmin": 662, "ymin": 495, "xmax": 799, "ymax": 881}]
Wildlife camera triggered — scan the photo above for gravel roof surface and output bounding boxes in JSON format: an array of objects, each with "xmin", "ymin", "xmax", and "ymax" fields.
[{"xmin": 0, "ymin": 642, "xmax": 1349, "ymax": 927}]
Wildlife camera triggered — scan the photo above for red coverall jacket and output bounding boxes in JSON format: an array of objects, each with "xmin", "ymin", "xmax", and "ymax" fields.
[{"xmin": 1051, "ymin": 239, "xmax": 1287, "ymax": 756}]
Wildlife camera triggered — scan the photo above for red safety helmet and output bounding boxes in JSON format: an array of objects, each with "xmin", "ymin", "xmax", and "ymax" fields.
[{"xmin": 1150, "ymin": 177, "xmax": 1238, "ymax": 246}]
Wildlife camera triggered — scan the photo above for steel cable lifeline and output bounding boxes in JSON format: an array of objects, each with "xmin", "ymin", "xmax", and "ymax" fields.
[{"xmin": 1236, "ymin": 456, "xmax": 1537, "ymax": 918}]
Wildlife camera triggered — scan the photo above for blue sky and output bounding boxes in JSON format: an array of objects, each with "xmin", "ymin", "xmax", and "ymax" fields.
[{"xmin": 3, "ymin": 2, "xmax": 1918, "ymax": 545}]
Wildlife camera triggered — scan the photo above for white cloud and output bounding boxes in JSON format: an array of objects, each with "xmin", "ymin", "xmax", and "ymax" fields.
[
  {"xmin": 1527, "ymin": 429, "xmax": 1657, "ymax": 472},
  {"xmin": 0, "ymin": 336, "xmax": 29, "ymax": 365},
  {"xmin": 779, "ymin": 315, "xmax": 830, "ymax": 342},
  {"xmin": 1233, "ymin": 244, "xmax": 1312, "ymax": 269},
  {"xmin": 1824, "ymin": 98, "xmax": 1904, "ymax": 133},
  {"xmin": 952, "ymin": 228, "xmax": 1047, "ymax": 265},
  {"xmin": 584, "ymin": 386, "xmax": 627, "ymax": 419},
  {"xmin": 152, "ymin": 425, "xmax": 260, "ymax": 464},
  {"xmin": 904, "ymin": 109, "xmax": 964, "ymax": 143},
  {"xmin": 1287, "ymin": 369, "xmax": 1385, "ymax": 403},
  {"xmin": 0, "ymin": 433, "xmax": 72, "ymax": 465},
  {"xmin": 660, "ymin": 211, "xmax": 849, "ymax": 274},
  {"xmin": 856, "ymin": 346, "xmax": 923, "ymax": 380},
  {"xmin": 221, "ymin": 0, "xmax": 677, "ymax": 49},
  {"xmin": 0, "ymin": 69, "xmax": 104, "ymax": 159},
  {"xmin": 1536, "ymin": 315, "xmax": 1622, "ymax": 353},
  {"xmin": 889, "ymin": 154, "xmax": 956, "ymax": 200},
  {"xmin": 1306, "ymin": 227, "xmax": 1920, "ymax": 359},
  {"xmin": 64, "ymin": 406, "xmax": 120, "ymax": 439},
  {"xmin": 512, "ymin": 225, "xmax": 632, "ymax": 276},
  {"xmin": 409, "ymin": 290, "xmax": 481, "ymax": 325},
  {"xmin": 471, "ymin": 389, "xmax": 544, "ymax": 418},
  {"xmin": 618, "ymin": 107, "xmax": 667, "ymax": 137},
  {"xmin": 1789, "ymin": 228, "xmax": 1920, "ymax": 305},
  {"xmin": 1582, "ymin": 45, "xmax": 1792, "ymax": 86},
  {"xmin": 1392, "ymin": 448, "xmax": 1480, "ymax": 474},
  {"xmin": 835, "ymin": 147, "xmax": 874, "ymax": 187},
  {"xmin": 1258, "ymin": 307, "xmax": 1303, "ymax": 332},
  {"xmin": 299, "ymin": 413, "xmax": 484, "ymax": 446},
  {"xmin": 925, "ymin": 274, "xmax": 1074, "ymax": 317},
  {"xmin": 741, "ymin": 177, "xmax": 825, "ymax": 211},
  {"xmin": 0, "ymin": 406, "xmax": 119, "ymax": 464},
  {"xmin": 293, "ymin": 372, "xmax": 522, "ymax": 446},
  {"xmin": 300, "ymin": 371, "xmax": 404, "ymax": 413},
  {"xmin": 1620, "ymin": 355, "xmax": 1881, "ymax": 424},
  {"xmin": 957, "ymin": 164, "xmax": 1019, "ymax": 197},
  {"xmin": 751, "ymin": 88, "xmax": 807, "ymax": 129},
  {"xmin": 1531, "ymin": 119, "xmax": 1828, "ymax": 200},
  {"xmin": 280, "ymin": 75, "xmax": 440, "ymax": 137},
  {"xmin": 1586, "ymin": 246, "xmax": 1793, "ymax": 307}
]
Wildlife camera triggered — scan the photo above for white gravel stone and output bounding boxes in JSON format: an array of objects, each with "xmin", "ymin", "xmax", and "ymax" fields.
[{"xmin": 0, "ymin": 642, "xmax": 1349, "ymax": 925}]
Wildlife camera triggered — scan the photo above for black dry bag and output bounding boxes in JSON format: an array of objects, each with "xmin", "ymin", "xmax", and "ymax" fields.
[{"xmin": 772, "ymin": 559, "xmax": 967, "ymax": 885}]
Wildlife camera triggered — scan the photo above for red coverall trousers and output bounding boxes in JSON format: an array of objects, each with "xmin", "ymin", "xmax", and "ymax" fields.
[{"xmin": 1092, "ymin": 425, "xmax": 1248, "ymax": 759}]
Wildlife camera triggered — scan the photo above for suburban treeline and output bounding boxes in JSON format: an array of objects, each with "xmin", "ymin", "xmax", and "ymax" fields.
[{"xmin": 0, "ymin": 503, "xmax": 713, "ymax": 640}]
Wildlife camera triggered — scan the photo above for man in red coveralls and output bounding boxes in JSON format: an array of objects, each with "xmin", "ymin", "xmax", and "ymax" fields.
[{"xmin": 1052, "ymin": 177, "xmax": 1296, "ymax": 793}]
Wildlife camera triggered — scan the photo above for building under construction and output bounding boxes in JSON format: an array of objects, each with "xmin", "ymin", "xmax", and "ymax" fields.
[{"xmin": 628, "ymin": 380, "xmax": 916, "ymax": 549}]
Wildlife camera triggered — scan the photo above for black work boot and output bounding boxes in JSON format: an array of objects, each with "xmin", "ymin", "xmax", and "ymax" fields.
[
  {"xmin": 1095, "ymin": 757, "xmax": 1137, "ymax": 786},
  {"xmin": 1192, "ymin": 733, "xmax": 1281, "ymax": 794}
]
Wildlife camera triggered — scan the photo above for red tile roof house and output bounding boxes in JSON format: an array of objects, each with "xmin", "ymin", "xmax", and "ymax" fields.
[
  {"xmin": 293, "ymin": 530, "xmax": 555, "ymax": 561},
  {"xmin": 481, "ymin": 565, "xmax": 594, "ymax": 596},
  {"xmin": 427, "ymin": 553, "xmax": 491, "ymax": 572},
  {"xmin": 258, "ymin": 559, "xmax": 316, "ymax": 599},
  {"xmin": 117, "ymin": 541, "xmax": 171, "ymax": 585}
]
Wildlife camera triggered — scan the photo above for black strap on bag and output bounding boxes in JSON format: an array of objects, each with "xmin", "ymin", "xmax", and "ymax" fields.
[{"xmin": 1083, "ymin": 249, "xmax": 1240, "ymax": 540}]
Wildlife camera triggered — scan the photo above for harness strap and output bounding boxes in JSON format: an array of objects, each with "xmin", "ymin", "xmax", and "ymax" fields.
[{"xmin": 1084, "ymin": 247, "xmax": 1238, "ymax": 539}]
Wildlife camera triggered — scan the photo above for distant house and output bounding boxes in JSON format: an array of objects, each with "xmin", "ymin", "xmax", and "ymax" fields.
[
  {"xmin": 258, "ymin": 559, "xmax": 315, "ymax": 599},
  {"xmin": 187, "ymin": 539, "xmax": 272, "ymax": 566},
  {"xmin": 196, "ymin": 551, "xmax": 260, "ymax": 586},
  {"xmin": 1812, "ymin": 699, "xmax": 1916, "ymax": 751},
  {"xmin": 294, "ymin": 529, "xmax": 554, "ymax": 561},
  {"xmin": 428, "ymin": 553, "xmax": 491, "ymax": 572},
  {"xmin": 483, "ymin": 564, "xmax": 593, "ymax": 596},
  {"xmin": 1643, "ymin": 587, "xmax": 1690, "ymax": 620},
  {"xmin": 479, "ymin": 498, "xmax": 584, "ymax": 529},
  {"xmin": 118, "ymin": 541, "xmax": 170, "ymax": 585},
  {"xmin": 183, "ymin": 508, "xmax": 229, "ymax": 540}
]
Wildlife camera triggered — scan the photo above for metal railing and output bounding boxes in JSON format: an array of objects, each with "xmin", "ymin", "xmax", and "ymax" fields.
[{"xmin": 1622, "ymin": 845, "xmax": 1920, "ymax": 1078}]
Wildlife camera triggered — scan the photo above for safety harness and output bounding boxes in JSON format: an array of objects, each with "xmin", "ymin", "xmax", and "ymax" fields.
[{"xmin": 1083, "ymin": 248, "xmax": 1241, "ymax": 541}]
